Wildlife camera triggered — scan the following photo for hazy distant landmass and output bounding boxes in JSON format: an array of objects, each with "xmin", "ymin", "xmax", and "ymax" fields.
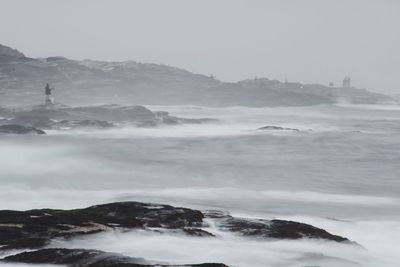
[{"xmin": 0, "ymin": 43, "xmax": 394, "ymax": 107}]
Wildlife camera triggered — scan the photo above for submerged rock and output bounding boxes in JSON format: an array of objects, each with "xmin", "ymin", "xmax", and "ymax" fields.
[
  {"xmin": 0, "ymin": 124, "xmax": 46, "ymax": 134},
  {"xmin": 2, "ymin": 248, "xmax": 228, "ymax": 267},
  {"xmin": 258, "ymin": 125, "xmax": 300, "ymax": 131},
  {"xmin": 154, "ymin": 111, "xmax": 218, "ymax": 125}
]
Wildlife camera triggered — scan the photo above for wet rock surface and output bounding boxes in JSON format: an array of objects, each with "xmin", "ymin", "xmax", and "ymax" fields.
[
  {"xmin": 0, "ymin": 202, "xmax": 204, "ymax": 250},
  {"xmin": 214, "ymin": 216, "xmax": 349, "ymax": 242},
  {"xmin": 2, "ymin": 248, "xmax": 228, "ymax": 267},
  {"xmin": 203, "ymin": 210, "xmax": 350, "ymax": 242},
  {"xmin": 0, "ymin": 201, "xmax": 352, "ymax": 250},
  {"xmin": 0, "ymin": 201, "xmax": 354, "ymax": 266}
]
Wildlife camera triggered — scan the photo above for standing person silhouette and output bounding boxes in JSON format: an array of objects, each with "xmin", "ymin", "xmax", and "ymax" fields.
[{"xmin": 45, "ymin": 83, "xmax": 54, "ymax": 105}]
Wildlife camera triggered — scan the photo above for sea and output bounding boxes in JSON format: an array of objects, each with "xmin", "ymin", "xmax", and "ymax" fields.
[{"xmin": 1, "ymin": 103, "xmax": 399, "ymax": 267}]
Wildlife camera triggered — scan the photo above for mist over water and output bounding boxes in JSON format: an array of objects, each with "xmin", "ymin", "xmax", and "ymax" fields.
[
  {"xmin": 1, "ymin": 104, "xmax": 400, "ymax": 266},
  {"xmin": 49, "ymin": 225, "xmax": 399, "ymax": 267}
]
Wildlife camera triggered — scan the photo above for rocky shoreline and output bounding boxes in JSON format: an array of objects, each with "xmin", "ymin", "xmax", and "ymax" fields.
[
  {"xmin": 0, "ymin": 104, "xmax": 218, "ymax": 134},
  {"xmin": 0, "ymin": 201, "xmax": 354, "ymax": 266}
]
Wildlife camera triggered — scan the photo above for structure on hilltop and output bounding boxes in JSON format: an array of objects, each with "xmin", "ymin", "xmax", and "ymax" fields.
[{"xmin": 342, "ymin": 76, "xmax": 351, "ymax": 88}]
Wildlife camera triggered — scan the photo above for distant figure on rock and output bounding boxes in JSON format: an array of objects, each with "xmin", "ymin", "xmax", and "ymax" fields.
[{"xmin": 44, "ymin": 83, "xmax": 55, "ymax": 105}]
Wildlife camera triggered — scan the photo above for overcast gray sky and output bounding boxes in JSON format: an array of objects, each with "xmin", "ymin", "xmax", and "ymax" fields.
[{"xmin": 0, "ymin": 0, "xmax": 399, "ymax": 94}]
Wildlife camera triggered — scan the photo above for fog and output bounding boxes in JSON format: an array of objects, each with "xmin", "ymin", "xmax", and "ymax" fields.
[
  {"xmin": 1, "ymin": 1, "xmax": 400, "ymax": 265},
  {"xmin": 1, "ymin": 0, "xmax": 399, "ymax": 94},
  {"xmin": 1, "ymin": 104, "xmax": 400, "ymax": 266}
]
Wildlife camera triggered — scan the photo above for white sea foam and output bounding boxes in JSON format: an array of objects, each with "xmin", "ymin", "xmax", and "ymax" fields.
[
  {"xmin": 49, "ymin": 225, "xmax": 396, "ymax": 267},
  {"xmin": 335, "ymin": 103, "xmax": 400, "ymax": 111}
]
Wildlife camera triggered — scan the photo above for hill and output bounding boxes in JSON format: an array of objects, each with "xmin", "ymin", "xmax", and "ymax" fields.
[{"xmin": 0, "ymin": 44, "xmax": 393, "ymax": 107}]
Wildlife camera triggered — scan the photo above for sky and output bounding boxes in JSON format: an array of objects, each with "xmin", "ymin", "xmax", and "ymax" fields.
[{"xmin": 0, "ymin": 0, "xmax": 399, "ymax": 94}]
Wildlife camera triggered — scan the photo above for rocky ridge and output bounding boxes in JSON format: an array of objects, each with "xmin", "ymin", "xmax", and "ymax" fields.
[
  {"xmin": 0, "ymin": 201, "xmax": 355, "ymax": 267},
  {"xmin": 0, "ymin": 104, "xmax": 217, "ymax": 133}
]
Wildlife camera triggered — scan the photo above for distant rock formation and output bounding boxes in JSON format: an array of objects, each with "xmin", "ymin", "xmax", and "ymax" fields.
[
  {"xmin": 0, "ymin": 43, "xmax": 394, "ymax": 107},
  {"xmin": 0, "ymin": 124, "xmax": 45, "ymax": 134},
  {"xmin": 0, "ymin": 104, "xmax": 217, "ymax": 130}
]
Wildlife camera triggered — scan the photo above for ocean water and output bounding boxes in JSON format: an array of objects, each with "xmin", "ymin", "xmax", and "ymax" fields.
[{"xmin": 0, "ymin": 104, "xmax": 399, "ymax": 266}]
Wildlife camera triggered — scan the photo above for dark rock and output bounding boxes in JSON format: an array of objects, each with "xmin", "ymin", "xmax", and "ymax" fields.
[
  {"xmin": 0, "ymin": 124, "xmax": 46, "ymax": 134},
  {"xmin": 0, "ymin": 202, "xmax": 203, "ymax": 250},
  {"xmin": 268, "ymin": 219, "xmax": 349, "ymax": 241},
  {"xmin": 214, "ymin": 216, "xmax": 350, "ymax": 242},
  {"xmin": 0, "ymin": 201, "xmax": 353, "ymax": 253},
  {"xmin": 2, "ymin": 248, "xmax": 229, "ymax": 267},
  {"xmin": 202, "ymin": 210, "xmax": 230, "ymax": 219},
  {"xmin": 147, "ymin": 227, "xmax": 214, "ymax": 237},
  {"xmin": 258, "ymin": 125, "xmax": 300, "ymax": 131},
  {"xmin": 182, "ymin": 228, "xmax": 215, "ymax": 237}
]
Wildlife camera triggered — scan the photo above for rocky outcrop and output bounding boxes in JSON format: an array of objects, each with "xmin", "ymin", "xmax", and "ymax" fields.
[
  {"xmin": 217, "ymin": 217, "xmax": 348, "ymax": 242},
  {"xmin": 204, "ymin": 210, "xmax": 350, "ymax": 243},
  {"xmin": 0, "ymin": 201, "xmax": 352, "ymax": 252},
  {"xmin": 0, "ymin": 124, "xmax": 46, "ymax": 134},
  {"xmin": 0, "ymin": 201, "xmax": 356, "ymax": 266},
  {"xmin": 0, "ymin": 202, "xmax": 205, "ymax": 250},
  {"xmin": 2, "ymin": 248, "xmax": 228, "ymax": 267},
  {"xmin": 0, "ymin": 104, "xmax": 217, "ymax": 130}
]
